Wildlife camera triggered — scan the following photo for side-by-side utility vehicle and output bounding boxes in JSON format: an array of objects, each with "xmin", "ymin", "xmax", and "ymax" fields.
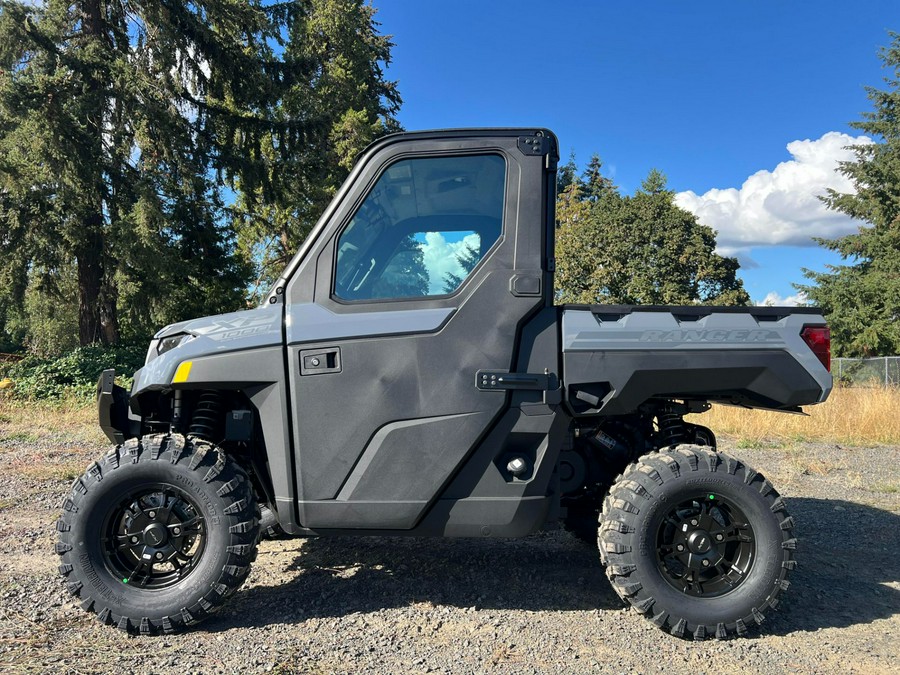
[{"xmin": 57, "ymin": 129, "xmax": 832, "ymax": 640}]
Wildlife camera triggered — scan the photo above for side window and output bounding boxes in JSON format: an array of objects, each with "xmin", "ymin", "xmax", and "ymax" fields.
[{"xmin": 334, "ymin": 155, "xmax": 505, "ymax": 301}]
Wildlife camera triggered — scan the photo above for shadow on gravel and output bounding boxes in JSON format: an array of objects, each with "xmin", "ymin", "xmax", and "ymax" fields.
[
  {"xmin": 766, "ymin": 497, "xmax": 900, "ymax": 636},
  {"xmin": 208, "ymin": 498, "xmax": 900, "ymax": 635},
  {"xmin": 209, "ymin": 531, "xmax": 623, "ymax": 630}
]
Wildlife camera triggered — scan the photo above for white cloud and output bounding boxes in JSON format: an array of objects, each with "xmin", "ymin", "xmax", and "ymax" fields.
[
  {"xmin": 675, "ymin": 132, "xmax": 873, "ymax": 253},
  {"xmin": 757, "ymin": 291, "xmax": 808, "ymax": 307},
  {"xmin": 419, "ymin": 232, "xmax": 481, "ymax": 294}
]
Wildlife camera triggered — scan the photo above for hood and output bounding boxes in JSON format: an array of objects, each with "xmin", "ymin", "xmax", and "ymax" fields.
[
  {"xmin": 154, "ymin": 305, "xmax": 283, "ymax": 343},
  {"xmin": 134, "ymin": 304, "xmax": 284, "ymax": 394}
]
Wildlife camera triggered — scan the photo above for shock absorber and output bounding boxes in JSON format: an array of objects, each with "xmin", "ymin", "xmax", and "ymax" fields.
[
  {"xmin": 189, "ymin": 391, "xmax": 225, "ymax": 442},
  {"xmin": 171, "ymin": 390, "xmax": 184, "ymax": 433},
  {"xmin": 657, "ymin": 404, "xmax": 687, "ymax": 447}
]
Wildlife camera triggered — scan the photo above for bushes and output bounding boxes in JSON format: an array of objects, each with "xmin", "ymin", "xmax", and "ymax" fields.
[{"xmin": 0, "ymin": 345, "xmax": 146, "ymax": 400}]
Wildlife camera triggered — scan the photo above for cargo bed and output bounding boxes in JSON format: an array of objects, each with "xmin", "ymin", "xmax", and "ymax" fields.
[{"xmin": 561, "ymin": 305, "xmax": 832, "ymax": 415}]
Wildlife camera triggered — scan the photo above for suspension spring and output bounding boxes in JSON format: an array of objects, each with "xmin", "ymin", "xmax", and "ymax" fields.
[
  {"xmin": 189, "ymin": 391, "xmax": 225, "ymax": 442},
  {"xmin": 657, "ymin": 406, "xmax": 686, "ymax": 447}
]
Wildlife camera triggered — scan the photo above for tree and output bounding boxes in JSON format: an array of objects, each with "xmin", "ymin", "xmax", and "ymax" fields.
[
  {"xmin": 556, "ymin": 162, "xmax": 749, "ymax": 306},
  {"xmin": 581, "ymin": 153, "xmax": 616, "ymax": 201},
  {"xmin": 0, "ymin": 0, "xmax": 400, "ymax": 348},
  {"xmin": 556, "ymin": 151, "xmax": 578, "ymax": 195},
  {"xmin": 0, "ymin": 0, "xmax": 274, "ymax": 346},
  {"xmin": 798, "ymin": 33, "xmax": 900, "ymax": 357},
  {"xmin": 443, "ymin": 241, "xmax": 481, "ymax": 293},
  {"xmin": 231, "ymin": 0, "xmax": 401, "ymax": 299},
  {"xmin": 372, "ymin": 235, "xmax": 429, "ymax": 298}
]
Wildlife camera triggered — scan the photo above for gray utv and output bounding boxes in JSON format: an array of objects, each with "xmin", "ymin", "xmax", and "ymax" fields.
[{"xmin": 57, "ymin": 128, "xmax": 831, "ymax": 640}]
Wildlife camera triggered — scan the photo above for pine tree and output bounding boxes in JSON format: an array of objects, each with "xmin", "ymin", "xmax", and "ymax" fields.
[
  {"xmin": 373, "ymin": 235, "xmax": 429, "ymax": 298},
  {"xmin": 0, "ymin": 0, "xmax": 400, "ymax": 348},
  {"xmin": 581, "ymin": 153, "xmax": 616, "ymax": 201},
  {"xmin": 556, "ymin": 151, "xmax": 578, "ymax": 195},
  {"xmin": 798, "ymin": 33, "xmax": 900, "ymax": 356},
  {"xmin": 231, "ymin": 0, "xmax": 401, "ymax": 298},
  {"xmin": 0, "ymin": 0, "xmax": 279, "ymax": 345},
  {"xmin": 443, "ymin": 241, "xmax": 482, "ymax": 293}
]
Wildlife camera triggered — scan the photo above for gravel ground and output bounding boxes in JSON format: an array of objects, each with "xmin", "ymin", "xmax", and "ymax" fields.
[{"xmin": 0, "ymin": 424, "xmax": 897, "ymax": 674}]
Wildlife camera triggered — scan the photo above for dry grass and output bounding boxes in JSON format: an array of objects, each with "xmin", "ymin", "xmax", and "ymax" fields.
[
  {"xmin": 688, "ymin": 386, "xmax": 900, "ymax": 446},
  {"xmin": 0, "ymin": 396, "xmax": 103, "ymax": 490},
  {"xmin": 0, "ymin": 394, "xmax": 104, "ymax": 447},
  {"xmin": 14, "ymin": 459, "xmax": 85, "ymax": 482},
  {"xmin": 869, "ymin": 481, "xmax": 900, "ymax": 494},
  {"xmin": 0, "ymin": 385, "xmax": 896, "ymax": 470}
]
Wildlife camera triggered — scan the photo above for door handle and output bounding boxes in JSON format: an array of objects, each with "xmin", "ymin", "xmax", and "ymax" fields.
[
  {"xmin": 300, "ymin": 347, "xmax": 342, "ymax": 375},
  {"xmin": 475, "ymin": 370, "xmax": 555, "ymax": 391}
]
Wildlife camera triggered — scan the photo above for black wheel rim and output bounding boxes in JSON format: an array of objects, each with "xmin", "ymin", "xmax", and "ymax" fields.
[
  {"xmin": 102, "ymin": 484, "xmax": 206, "ymax": 590},
  {"xmin": 655, "ymin": 492, "xmax": 755, "ymax": 597}
]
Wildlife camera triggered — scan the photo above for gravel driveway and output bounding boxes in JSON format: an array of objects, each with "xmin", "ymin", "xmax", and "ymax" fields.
[{"xmin": 0, "ymin": 425, "xmax": 897, "ymax": 674}]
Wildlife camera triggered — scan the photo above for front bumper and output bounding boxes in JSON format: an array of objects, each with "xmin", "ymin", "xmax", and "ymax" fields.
[{"xmin": 97, "ymin": 369, "xmax": 133, "ymax": 445}]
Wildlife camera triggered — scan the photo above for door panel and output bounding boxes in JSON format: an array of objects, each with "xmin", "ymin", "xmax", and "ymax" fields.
[
  {"xmin": 286, "ymin": 302, "xmax": 454, "ymax": 342},
  {"xmin": 283, "ymin": 135, "xmax": 550, "ymax": 530},
  {"xmin": 334, "ymin": 412, "xmax": 487, "ymax": 501},
  {"xmin": 291, "ymin": 273, "xmax": 541, "ymax": 513}
]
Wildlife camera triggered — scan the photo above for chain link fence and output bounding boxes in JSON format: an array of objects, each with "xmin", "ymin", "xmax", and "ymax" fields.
[{"xmin": 833, "ymin": 357, "xmax": 900, "ymax": 387}]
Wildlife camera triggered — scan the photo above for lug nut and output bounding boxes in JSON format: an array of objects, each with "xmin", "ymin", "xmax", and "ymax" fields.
[
  {"xmin": 173, "ymin": 527, "xmax": 181, "ymax": 535},
  {"xmin": 676, "ymin": 544, "xmax": 685, "ymax": 552},
  {"xmin": 155, "ymin": 552, "xmax": 164, "ymax": 560},
  {"xmin": 715, "ymin": 533, "xmax": 724, "ymax": 542},
  {"xmin": 130, "ymin": 536, "xmax": 139, "ymax": 544},
  {"xmin": 148, "ymin": 511, "xmax": 156, "ymax": 519},
  {"xmin": 702, "ymin": 559, "xmax": 710, "ymax": 567},
  {"xmin": 690, "ymin": 519, "xmax": 698, "ymax": 526}
]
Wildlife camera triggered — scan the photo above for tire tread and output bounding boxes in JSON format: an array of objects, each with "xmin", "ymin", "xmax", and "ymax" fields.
[
  {"xmin": 599, "ymin": 444, "xmax": 796, "ymax": 640},
  {"xmin": 56, "ymin": 433, "xmax": 259, "ymax": 635}
]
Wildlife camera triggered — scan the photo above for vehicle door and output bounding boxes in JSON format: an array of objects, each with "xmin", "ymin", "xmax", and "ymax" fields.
[{"xmin": 282, "ymin": 132, "xmax": 553, "ymax": 529}]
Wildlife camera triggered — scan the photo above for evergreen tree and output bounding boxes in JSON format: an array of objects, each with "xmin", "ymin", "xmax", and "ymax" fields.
[
  {"xmin": 372, "ymin": 235, "xmax": 429, "ymax": 298},
  {"xmin": 0, "ymin": 0, "xmax": 276, "ymax": 345},
  {"xmin": 443, "ymin": 241, "xmax": 482, "ymax": 293},
  {"xmin": 0, "ymin": 0, "xmax": 399, "ymax": 348},
  {"xmin": 231, "ymin": 0, "xmax": 401, "ymax": 298},
  {"xmin": 556, "ymin": 165, "xmax": 749, "ymax": 306},
  {"xmin": 556, "ymin": 151, "xmax": 578, "ymax": 195},
  {"xmin": 798, "ymin": 33, "xmax": 900, "ymax": 356},
  {"xmin": 581, "ymin": 153, "xmax": 616, "ymax": 201}
]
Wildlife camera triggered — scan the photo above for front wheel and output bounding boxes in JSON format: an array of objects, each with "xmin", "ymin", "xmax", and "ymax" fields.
[
  {"xmin": 56, "ymin": 434, "xmax": 260, "ymax": 634},
  {"xmin": 599, "ymin": 445, "xmax": 795, "ymax": 640}
]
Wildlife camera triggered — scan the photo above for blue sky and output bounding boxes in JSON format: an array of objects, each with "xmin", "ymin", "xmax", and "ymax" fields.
[{"xmin": 373, "ymin": 0, "xmax": 899, "ymax": 304}]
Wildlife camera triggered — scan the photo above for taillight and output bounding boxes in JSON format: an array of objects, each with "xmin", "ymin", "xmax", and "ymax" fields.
[{"xmin": 801, "ymin": 325, "xmax": 831, "ymax": 371}]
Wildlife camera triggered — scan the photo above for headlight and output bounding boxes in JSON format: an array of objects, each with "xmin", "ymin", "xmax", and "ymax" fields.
[{"xmin": 157, "ymin": 333, "xmax": 193, "ymax": 355}]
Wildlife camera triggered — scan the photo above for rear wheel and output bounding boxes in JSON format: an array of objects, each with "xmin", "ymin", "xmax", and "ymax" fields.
[
  {"xmin": 56, "ymin": 434, "xmax": 260, "ymax": 634},
  {"xmin": 599, "ymin": 445, "xmax": 795, "ymax": 639}
]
